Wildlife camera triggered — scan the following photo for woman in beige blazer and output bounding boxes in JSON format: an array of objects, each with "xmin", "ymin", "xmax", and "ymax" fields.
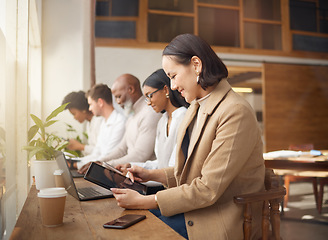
[{"xmin": 111, "ymin": 34, "xmax": 265, "ymax": 240}]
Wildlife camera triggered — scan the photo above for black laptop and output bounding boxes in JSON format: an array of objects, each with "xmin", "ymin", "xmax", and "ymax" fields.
[
  {"xmin": 65, "ymin": 156, "xmax": 84, "ymax": 178},
  {"xmin": 55, "ymin": 151, "xmax": 113, "ymax": 201}
]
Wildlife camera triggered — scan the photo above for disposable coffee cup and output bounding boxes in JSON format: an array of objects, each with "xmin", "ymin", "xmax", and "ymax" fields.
[
  {"xmin": 38, "ymin": 187, "xmax": 67, "ymax": 227},
  {"xmin": 54, "ymin": 169, "xmax": 65, "ymax": 188}
]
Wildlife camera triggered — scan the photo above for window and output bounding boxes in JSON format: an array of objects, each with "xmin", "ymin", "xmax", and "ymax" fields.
[
  {"xmin": 95, "ymin": 0, "xmax": 139, "ymax": 39},
  {"xmin": 95, "ymin": 0, "xmax": 328, "ymax": 56},
  {"xmin": 149, "ymin": 0, "xmax": 193, "ymax": 12},
  {"xmin": 96, "ymin": 21, "xmax": 136, "ymax": 38},
  {"xmin": 290, "ymin": 0, "xmax": 328, "ymax": 52},
  {"xmin": 148, "ymin": 14, "xmax": 193, "ymax": 43},
  {"xmin": 0, "ymin": 0, "xmax": 40, "ymax": 238},
  {"xmin": 290, "ymin": 0, "xmax": 316, "ymax": 32},
  {"xmin": 243, "ymin": 0, "xmax": 282, "ymax": 50},
  {"xmin": 147, "ymin": 0, "xmax": 194, "ymax": 42},
  {"xmin": 244, "ymin": 22, "xmax": 282, "ymax": 50},
  {"xmin": 198, "ymin": 7, "xmax": 240, "ymax": 47},
  {"xmin": 244, "ymin": 0, "xmax": 281, "ymax": 21}
]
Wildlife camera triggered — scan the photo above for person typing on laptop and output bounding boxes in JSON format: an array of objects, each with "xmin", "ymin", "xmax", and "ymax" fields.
[
  {"xmin": 78, "ymin": 74, "xmax": 161, "ymax": 173},
  {"xmin": 73, "ymin": 84, "xmax": 126, "ymax": 170},
  {"xmin": 62, "ymin": 90, "xmax": 103, "ymax": 156}
]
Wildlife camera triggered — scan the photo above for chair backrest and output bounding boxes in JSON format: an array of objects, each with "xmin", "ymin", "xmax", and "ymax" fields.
[
  {"xmin": 265, "ymin": 168, "xmax": 279, "ymax": 189},
  {"xmin": 234, "ymin": 168, "xmax": 286, "ymax": 240}
]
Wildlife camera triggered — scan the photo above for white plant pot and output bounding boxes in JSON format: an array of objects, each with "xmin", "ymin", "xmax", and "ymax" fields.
[{"xmin": 31, "ymin": 159, "xmax": 58, "ymax": 190}]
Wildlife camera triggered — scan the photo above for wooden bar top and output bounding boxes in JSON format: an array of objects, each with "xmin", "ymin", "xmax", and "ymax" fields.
[{"xmin": 10, "ymin": 179, "xmax": 184, "ymax": 240}]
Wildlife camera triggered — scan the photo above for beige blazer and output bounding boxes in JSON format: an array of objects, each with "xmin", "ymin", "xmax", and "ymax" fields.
[{"xmin": 156, "ymin": 79, "xmax": 265, "ymax": 240}]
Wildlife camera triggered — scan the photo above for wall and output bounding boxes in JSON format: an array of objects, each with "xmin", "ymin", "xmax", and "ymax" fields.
[
  {"xmin": 95, "ymin": 46, "xmax": 328, "ymax": 87},
  {"xmin": 263, "ymin": 63, "xmax": 328, "ymax": 152},
  {"xmin": 42, "ymin": 0, "xmax": 91, "ymax": 138},
  {"xmin": 95, "ymin": 47, "xmax": 163, "ymax": 87}
]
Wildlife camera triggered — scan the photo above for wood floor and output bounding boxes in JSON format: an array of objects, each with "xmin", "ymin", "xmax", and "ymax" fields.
[{"xmin": 280, "ymin": 182, "xmax": 328, "ymax": 240}]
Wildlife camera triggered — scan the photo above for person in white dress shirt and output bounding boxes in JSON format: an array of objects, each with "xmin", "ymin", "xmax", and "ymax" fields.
[
  {"xmin": 62, "ymin": 90, "xmax": 103, "ymax": 155},
  {"xmin": 78, "ymin": 74, "xmax": 162, "ymax": 173},
  {"xmin": 116, "ymin": 69, "xmax": 189, "ymax": 172},
  {"xmin": 75, "ymin": 84, "xmax": 126, "ymax": 169}
]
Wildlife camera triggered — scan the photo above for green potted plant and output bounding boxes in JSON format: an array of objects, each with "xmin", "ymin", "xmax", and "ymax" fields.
[
  {"xmin": 64, "ymin": 123, "xmax": 88, "ymax": 158},
  {"xmin": 23, "ymin": 104, "xmax": 68, "ymax": 160},
  {"xmin": 23, "ymin": 103, "xmax": 73, "ymax": 189}
]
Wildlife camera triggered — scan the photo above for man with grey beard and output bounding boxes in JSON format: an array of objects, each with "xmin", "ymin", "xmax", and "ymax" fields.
[{"xmin": 78, "ymin": 74, "xmax": 161, "ymax": 173}]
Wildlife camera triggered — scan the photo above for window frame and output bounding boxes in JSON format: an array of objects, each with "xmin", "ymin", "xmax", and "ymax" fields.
[{"xmin": 95, "ymin": 0, "xmax": 328, "ymax": 59}]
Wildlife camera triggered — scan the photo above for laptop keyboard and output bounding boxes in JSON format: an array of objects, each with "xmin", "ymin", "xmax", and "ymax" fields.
[{"xmin": 78, "ymin": 187, "xmax": 105, "ymax": 198}]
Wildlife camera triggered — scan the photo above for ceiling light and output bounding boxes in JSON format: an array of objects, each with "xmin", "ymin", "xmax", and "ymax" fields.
[{"xmin": 232, "ymin": 87, "xmax": 253, "ymax": 93}]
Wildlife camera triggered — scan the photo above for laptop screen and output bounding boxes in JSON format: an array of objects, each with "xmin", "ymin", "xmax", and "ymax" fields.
[{"xmin": 55, "ymin": 151, "xmax": 81, "ymax": 200}]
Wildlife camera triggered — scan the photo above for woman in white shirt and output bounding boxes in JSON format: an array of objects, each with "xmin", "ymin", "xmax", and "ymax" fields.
[
  {"xmin": 117, "ymin": 69, "xmax": 189, "ymax": 172},
  {"xmin": 62, "ymin": 91, "xmax": 103, "ymax": 155}
]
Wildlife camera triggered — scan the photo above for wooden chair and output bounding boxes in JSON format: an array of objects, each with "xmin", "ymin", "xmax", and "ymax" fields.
[
  {"xmin": 234, "ymin": 168, "xmax": 286, "ymax": 240},
  {"xmin": 283, "ymin": 174, "xmax": 318, "ymax": 208},
  {"xmin": 282, "ymin": 144, "xmax": 316, "ymax": 208},
  {"xmin": 318, "ymin": 178, "xmax": 328, "ymax": 214}
]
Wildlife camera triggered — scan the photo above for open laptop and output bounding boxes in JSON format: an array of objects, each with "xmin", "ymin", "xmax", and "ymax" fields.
[
  {"xmin": 70, "ymin": 169, "xmax": 84, "ymax": 178},
  {"xmin": 64, "ymin": 155, "xmax": 84, "ymax": 178},
  {"xmin": 55, "ymin": 151, "xmax": 113, "ymax": 201}
]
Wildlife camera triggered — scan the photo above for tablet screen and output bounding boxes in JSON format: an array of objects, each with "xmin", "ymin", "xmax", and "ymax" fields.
[{"xmin": 84, "ymin": 162, "xmax": 147, "ymax": 195}]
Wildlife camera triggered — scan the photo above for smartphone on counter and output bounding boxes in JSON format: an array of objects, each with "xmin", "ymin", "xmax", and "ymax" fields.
[{"xmin": 103, "ymin": 214, "xmax": 146, "ymax": 229}]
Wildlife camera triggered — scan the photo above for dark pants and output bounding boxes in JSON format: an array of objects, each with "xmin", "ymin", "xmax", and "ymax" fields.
[{"xmin": 149, "ymin": 209, "xmax": 189, "ymax": 239}]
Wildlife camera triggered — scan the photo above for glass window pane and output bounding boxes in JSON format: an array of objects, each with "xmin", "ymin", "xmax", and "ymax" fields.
[
  {"xmin": 198, "ymin": 7, "xmax": 240, "ymax": 47},
  {"xmin": 149, "ymin": 0, "xmax": 193, "ymax": 13},
  {"xmin": 319, "ymin": 0, "xmax": 328, "ymax": 34},
  {"xmin": 112, "ymin": 0, "xmax": 139, "ymax": 16},
  {"xmin": 96, "ymin": 1, "xmax": 110, "ymax": 16},
  {"xmin": 320, "ymin": 19, "xmax": 328, "ymax": 34},
  {"xmin": 96, "ymin": 0, "xmax": 139, "ymax": 17},
  {"xmin": 0, "ymin": 39, "xmax": 5, "ymax": 240},
  {"xmin": 244, "ymin": 22, "xmax": 281, "ymax": 50},
  {"xmin": 95, "ymin": 21, "xmax": 136, "ymax": 39},
  {"xmin": 293, "ymin": 34, "xmax": 328, "ymax": 53},
  {"xmin": 290, "ymin": 0, "xmax": 317, "ymax": 32},
  {"xmin": 198, "ymin": 0, "xmax": 239, "ymax": 6},
  {"xmin": 148, "ymin": 14, "xmax": 193, "ymax": 42},
  {"xmin": 243, "ymin": 0, "xmax": 281, "ymax": 21},
  {"xmin": 319, "ymin": 0, "xmax": 328, "ymax": 16}
]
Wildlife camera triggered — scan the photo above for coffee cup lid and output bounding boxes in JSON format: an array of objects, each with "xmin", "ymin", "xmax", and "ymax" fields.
[{"xmin": 38, "ymin": 187, "xmax": 67, "ymax": 198}]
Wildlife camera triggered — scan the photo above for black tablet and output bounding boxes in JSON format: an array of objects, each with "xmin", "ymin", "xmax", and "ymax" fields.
[{"xmin": 84, "ymin": 162, "xmax": 148, "ymax": 195}]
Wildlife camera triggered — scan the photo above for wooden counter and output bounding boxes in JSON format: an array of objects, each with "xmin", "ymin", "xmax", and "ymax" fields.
[{"xmin": 10, "ymin": 179, "xmax": 184, "ymax": 240}]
